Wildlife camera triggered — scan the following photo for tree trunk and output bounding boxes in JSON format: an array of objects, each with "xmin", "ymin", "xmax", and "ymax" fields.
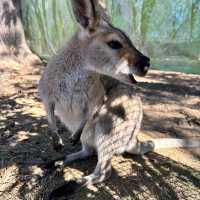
[{"xmin": 0, "ymin": 0, "xmax": 40, "ymax": 63}]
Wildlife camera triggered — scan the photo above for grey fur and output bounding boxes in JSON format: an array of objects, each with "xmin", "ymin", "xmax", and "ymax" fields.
[
  {"xmin": 38, "ymin": 0, "xmax": 150, "ymax": 151},
  {"xmin": 39, "ymin": 0, "xmax": 200, "ymax": 187},
  {"xmin": 63, "ymin": 84, "xmax": 200, "ymax": 185},
  {"xmin": 64, "ymin": 84, "xmax": 153, "ymax": 185}
]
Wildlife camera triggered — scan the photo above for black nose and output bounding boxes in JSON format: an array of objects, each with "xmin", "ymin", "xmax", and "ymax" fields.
[
  {"xmin": 142, "ymin": 56, "xmax": 150, "ymax": 74},
  {"xmin": 140, "ymin": 56, "xmax": 150, "ymax": 67},
  {"xmin": 135, "ymin": 55, "xmax": 150, "ymax": 69},
  {"xmin": 134, "ymin": 55, "xmax": 150, "ymax": 76}
]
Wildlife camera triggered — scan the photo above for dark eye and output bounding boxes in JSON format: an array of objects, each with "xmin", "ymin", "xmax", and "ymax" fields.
[{"xmin": 107, "ymin": 40, "xmax": 123, "ymax": 50}]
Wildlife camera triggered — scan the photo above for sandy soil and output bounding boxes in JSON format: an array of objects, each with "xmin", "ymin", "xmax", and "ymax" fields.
[{"xmin": 0, "ymin": 59, "xmax": 200, "ymax": 200}]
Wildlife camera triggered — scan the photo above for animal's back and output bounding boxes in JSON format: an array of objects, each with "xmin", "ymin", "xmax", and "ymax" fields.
[{"xmin": 38, "ymin": 35, "xmax": 83, "ymax": 102}]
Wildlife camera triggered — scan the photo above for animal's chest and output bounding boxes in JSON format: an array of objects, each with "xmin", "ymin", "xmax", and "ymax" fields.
[{"xmin": 56, "ymin": 72, "xmax": 104, "ymax": 112}]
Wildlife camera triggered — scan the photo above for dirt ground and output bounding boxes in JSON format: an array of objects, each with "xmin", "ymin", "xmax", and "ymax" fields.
[{"xmin": 0, "ymin": 59, "xmax": 200, "ymax": 200}]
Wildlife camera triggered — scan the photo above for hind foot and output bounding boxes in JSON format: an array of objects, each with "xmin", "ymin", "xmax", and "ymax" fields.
[{"xmin": 82, "ymin": 160, "xmax": 112, "ymax": 186}]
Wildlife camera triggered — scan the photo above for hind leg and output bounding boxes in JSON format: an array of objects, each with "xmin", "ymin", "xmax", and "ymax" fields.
[
  {"xmin": 64, "ymin": 144, "xmax": 94, "ymax": 164},
  {"xmin": 82, "ymin": 143, "xmax": 112, "ymax": 185},
  {"xmin": 83, "ymin": 158, "xmax": 112, "ymax": 186},
  {"xmin": 44, "ymin": 102, "xmax": 64, "ymax": 152},
  {"xmin": 127, "ymin": 138, "xmax": 154, "ymax": 155}
]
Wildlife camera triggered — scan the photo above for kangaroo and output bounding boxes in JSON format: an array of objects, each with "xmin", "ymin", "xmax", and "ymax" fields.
[
  {"xmin": 38, "ymin": 0, "xmax": 150, "ymax": 151},
  {"xmin": 57, "ymin": 84, "xmax": 200, "ymax": 186},
  {"xmin": 49, "ymin": 83, "xmax": 199, "ymax": 200},
  {"xmin": 37, "ymin": 1, "xmax": 200, "ymax": 198}
]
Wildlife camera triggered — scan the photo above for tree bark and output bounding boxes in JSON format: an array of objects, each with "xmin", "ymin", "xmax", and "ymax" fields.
[{"xmin": 0, "ymin": 0, "xmax": 40, "ymax": 63}]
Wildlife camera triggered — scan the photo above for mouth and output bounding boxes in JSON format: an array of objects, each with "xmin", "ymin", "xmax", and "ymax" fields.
[
  {"xmin": 117, "ymin": 73, "xmax": 138, "ymax": 85},
  {"xmin": 132, "ymin": 65, "xmax": 150, "ymax": 77},
  {"xmin": 128, "ymin": 74, "xmax": 138, "ymax": 84}
]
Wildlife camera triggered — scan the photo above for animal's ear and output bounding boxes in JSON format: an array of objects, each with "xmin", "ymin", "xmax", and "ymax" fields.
[{"xmin": 71, "ymin": 0, "xmax": 99, "ymax": 30}]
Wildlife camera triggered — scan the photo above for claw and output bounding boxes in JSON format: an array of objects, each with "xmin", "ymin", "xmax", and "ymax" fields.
[{"xmin": 52, "ymin": 136, "xmax": 64, "ymax": 152}]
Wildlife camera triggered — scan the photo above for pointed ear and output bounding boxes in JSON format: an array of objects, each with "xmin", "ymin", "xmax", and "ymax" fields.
[
  {"xmin": 98, "ymin": 3, "xmax": 111, "ymax": 23},
  {"xmin": 71, "ymin": 0, "xmax": 99, "ymax": 30}
]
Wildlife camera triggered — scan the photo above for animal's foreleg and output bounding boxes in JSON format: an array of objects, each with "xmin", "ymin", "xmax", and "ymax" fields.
[
  {"xmin": 45, "ymin": 102, "xmax": 64, "ymax": 152},
  {"xmin": 70, "ymin": 119, "xmax": 87, "ymax": 146}
]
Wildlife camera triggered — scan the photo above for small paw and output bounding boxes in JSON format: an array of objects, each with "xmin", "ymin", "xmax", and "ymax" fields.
[
  {"xmin": 53, "ymin": 143, "xmax": 64, "ymax": 152},
  {"xmin": 52, "ymin": 137, "xmax": 64, "ymax": 152}
]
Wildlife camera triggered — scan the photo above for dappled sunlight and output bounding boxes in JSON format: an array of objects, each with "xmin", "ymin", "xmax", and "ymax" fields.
[
  {"xmin": 0, "ymin": 0, "xmax": 200, "ymax": 199},
  {"xmin": 0, "ymin": 59, "xmax": 199, "ymax": 199},
  {"xmin": 63, "ymin": 167, "xmax": 84, "ymax": 181},
  {"xmin": 64, "ymin": 153, "xmax": 200, "ymax": 200}
]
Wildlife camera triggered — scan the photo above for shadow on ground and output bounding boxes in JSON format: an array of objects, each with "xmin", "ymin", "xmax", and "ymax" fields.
[{"xmin": 0, "ymin": 65, "xmax": 200, "ymax": 199}]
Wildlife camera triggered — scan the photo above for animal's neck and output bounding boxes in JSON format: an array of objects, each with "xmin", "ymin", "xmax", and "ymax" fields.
[{"xmin": 66, "ymin": 33, "xmax": 97, "ymax": 74}]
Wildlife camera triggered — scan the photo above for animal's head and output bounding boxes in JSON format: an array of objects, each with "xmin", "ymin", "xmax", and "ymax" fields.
[{"xmin": 71, "ymin": 0, "xmax": 150, "ymax": 84}]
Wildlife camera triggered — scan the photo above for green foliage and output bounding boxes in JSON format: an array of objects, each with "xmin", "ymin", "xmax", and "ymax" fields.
[
  {"xmin": 106, "ymin": 0, "xmax": 136, "ymax": 34},
  {"xmin": 141, "ymin": 0, "xmax": 156, "ymax": 39},
  {"xmin": 21, "ymin": 0, "xmax": 200, "ymax": 74},
  {"xmin": 22, "ymin": 0, "xmax": 75, "ymax": 59}
]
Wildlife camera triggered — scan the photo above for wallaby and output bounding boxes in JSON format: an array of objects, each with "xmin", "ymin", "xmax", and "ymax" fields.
[
  {"xmin": 38, "ymin": 0, "xmax": 150, "ymax": 151},
  {"xmin": 36, "ymin": 1, "xmax": 200, "ymax": 197},
  {"xmin": 49, "ymin": 83, "xmax": 199, "ymax": 200},
  {"xmin": 57, "ymin": 84, "xmax": 200, "ymax": 186}
]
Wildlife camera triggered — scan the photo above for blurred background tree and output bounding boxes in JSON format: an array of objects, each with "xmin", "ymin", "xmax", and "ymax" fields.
[
  {"xmin": 0, "ymin": 0, "xmax": 199, "ymax": 73},
  {"xmin": 0, "ymin": 0, "xmax": 39, "ymax": 63}
]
